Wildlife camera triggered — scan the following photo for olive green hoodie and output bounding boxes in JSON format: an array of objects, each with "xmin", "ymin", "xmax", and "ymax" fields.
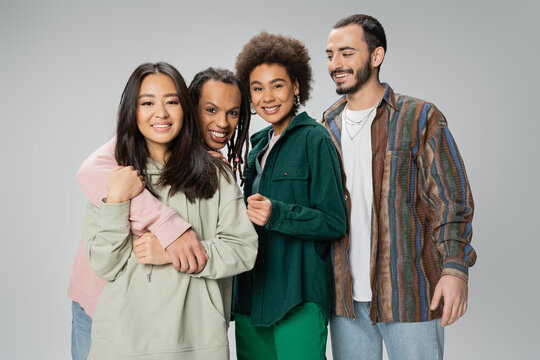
[{"xmin": 83, "ymin": 160, "xmax": 258, "ymax": 360}]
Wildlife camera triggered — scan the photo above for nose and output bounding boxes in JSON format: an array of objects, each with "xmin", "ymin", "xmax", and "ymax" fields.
[
  {"xmin": 262, "ymin": 88, "xmax": 275, "ymax": 103},
  {"xmin": 329, "ymin": 55, "xmax": 342, "ymax": 72},
  {"xmin": 215, "ymin": 111, "xmax": 228, "ymax": 128},
  {"xmin": 156, "ymin": 101, "xmax": 169, "ymax": 118}
]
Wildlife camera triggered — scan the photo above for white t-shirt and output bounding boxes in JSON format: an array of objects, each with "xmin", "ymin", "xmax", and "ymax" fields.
[
  {"xmin": 260, "ymin": 132, "xmax": 280, "ymax": 170},
  {"xmin": 341, "ymin": 106, "xmax": 376, "ymax": 301}
]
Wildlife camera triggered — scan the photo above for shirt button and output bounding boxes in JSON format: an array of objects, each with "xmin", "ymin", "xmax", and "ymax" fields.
[
  {"xmin": 344, "ymin": 195, "xmax": 349, "ymax": 201},
  {"xmin": 269, "ymin": 223, "xmax": 273, "ymax": 229},
  {"xmin": 284, "ymin": 171, "xmax": 289, "ymax": 176}
]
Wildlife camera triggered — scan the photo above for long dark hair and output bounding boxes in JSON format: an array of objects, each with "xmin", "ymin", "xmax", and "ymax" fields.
[
  {"xmin": 189, "ymin": 67, "xmax": 251, "ymax": 184},
  {"xmin": 115, "ymin": 62, "xmax": 230, "ymax": 202}
]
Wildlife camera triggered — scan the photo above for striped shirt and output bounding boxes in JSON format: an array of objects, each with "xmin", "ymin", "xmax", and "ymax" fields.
[{"xmin": 322, "ymin": 84, "xmax": 476, "ymax": 323}]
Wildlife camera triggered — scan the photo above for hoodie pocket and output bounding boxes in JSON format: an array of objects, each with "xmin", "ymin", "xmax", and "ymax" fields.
[{"xmin": 182, "ymin": 278, "xmax": 228, "ymax": 348}]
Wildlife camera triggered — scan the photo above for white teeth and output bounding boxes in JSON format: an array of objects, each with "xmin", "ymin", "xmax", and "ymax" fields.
[
  {"xmin": 152, "ymin": 124, "xmax": 170, "ymax": 128},
  {"xmin": 335, "ymin": 73, "xmax": 349, "ymax": 78},
  {"xmin": 264, "ymin": 106, "xmax": 279, "ymax": 111},
  {"xmin": 211, "ymin": 131, "xmax": 227, "ymax": 138}
]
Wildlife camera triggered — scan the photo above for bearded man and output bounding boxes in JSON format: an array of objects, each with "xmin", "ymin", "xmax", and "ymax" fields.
[{"xmin": 323, "ymin": 14, "xmax": 476, "ymax": 360}]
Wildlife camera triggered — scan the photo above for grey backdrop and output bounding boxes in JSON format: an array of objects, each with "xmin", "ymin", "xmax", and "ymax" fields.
[{"xmin": 1, "ymin": 0, "xmax": 538, "ymax": 358}]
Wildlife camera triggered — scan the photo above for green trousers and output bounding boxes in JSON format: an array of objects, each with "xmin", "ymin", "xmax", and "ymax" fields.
[{"xmin": 235, "ymin": 302, "xmax": 328, "ymax": 360}]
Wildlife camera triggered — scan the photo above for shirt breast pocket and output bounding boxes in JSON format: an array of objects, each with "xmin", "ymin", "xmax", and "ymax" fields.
[
  {"xmin": 270, "ymin": 161, "xmax": 310, "ymax": 203},
  {"xmin": 382, "ymin": 150, "xmax": 415, "ymax": 202},
  {"xmin": 271, "ymin": 162, "xmax": 309, "ymax": 181}
]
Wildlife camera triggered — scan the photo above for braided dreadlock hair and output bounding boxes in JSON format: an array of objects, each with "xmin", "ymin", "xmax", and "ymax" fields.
[{"xmin": 189, "ymin": 67, "xmax": 251, "ymax": 184}]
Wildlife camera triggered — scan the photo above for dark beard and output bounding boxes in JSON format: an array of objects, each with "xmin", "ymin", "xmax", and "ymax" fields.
[{"xmin": 335, "ymin": 57, "xmax": 372, "ymax": 95}]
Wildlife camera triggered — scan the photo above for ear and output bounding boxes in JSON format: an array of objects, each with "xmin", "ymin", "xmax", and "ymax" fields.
[
  {"xmin": 371, "ymin": 46, "xmax": 385, "ymax": 68},
  {"xmin": 293, "ymin": 79, "xmax": 300, "ymax": 96}
]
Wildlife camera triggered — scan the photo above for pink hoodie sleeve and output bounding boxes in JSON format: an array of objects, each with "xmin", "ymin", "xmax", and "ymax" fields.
[{"xmin": 76, "ymin": 137, "xmax": 191, "ymax": 249}]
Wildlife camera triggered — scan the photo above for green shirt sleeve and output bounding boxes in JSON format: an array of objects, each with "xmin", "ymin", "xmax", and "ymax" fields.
[{"xmin": 265, "ymin": 136, "xmax": 347, "ymax": 241}]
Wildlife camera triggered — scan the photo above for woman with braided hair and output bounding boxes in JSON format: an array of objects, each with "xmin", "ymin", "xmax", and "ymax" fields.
[
  {"xmin": 189, "ymin": 67, "xmax": 251, "ymax": 183},
  {"xmin": 79, "ymin": 61, "xmax": 257, "ymax": 359},
  {"xmin": 68, "ymin": 65, "xmax": 252, "ymax": 359}
]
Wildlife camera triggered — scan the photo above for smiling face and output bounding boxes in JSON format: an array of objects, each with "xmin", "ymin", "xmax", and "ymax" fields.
[
  {"xmin": 136, "ymin": 73, "xmax": 183, "ymax": 163},
  {"xmin": 198, "ymin": 80, "xmax": 242, "ymax": 150},
  {"xmin": 249, "ymin": 63, "xmax": 299, "ymax": 135},
  {"xmin": 326, "ymin": 24, "xmax": 374, "ymax": 95}
]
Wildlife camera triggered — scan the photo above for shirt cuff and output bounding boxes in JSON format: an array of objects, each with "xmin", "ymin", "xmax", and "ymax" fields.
[
  {"xmin": 441, "ymin": 264, "xmax": 469, "ymax": 283},
  {"xmin": 265, "ymin": 198, "xmax": 283, "ymax": 230},
  {"xmin": 153, "ymin": 214, "xmax": 192, "ymax": 249},
  {"xmin": 98, "ymin": 199, "xmax": 130, "ymax": 229}
]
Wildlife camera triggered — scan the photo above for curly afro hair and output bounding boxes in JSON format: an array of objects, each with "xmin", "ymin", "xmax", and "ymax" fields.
[{"xmin": 235, "ymin": 32, "xmax": 312, "ymax": 114}]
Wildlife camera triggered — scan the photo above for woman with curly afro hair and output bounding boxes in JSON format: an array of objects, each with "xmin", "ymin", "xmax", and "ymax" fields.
[{"xmin": 233, "ymin": 32, "xmax": 347, "ymax": 360}]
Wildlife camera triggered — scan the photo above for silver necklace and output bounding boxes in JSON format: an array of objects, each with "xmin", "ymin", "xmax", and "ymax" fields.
[{"xmin": 343, "ymin": 106, "xmax": 376, "ymax": 140}]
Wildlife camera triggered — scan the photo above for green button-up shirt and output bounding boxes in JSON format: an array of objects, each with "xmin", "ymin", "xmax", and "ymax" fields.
[{"xmin": 233, "ymin": 112, "xmax": 347, "ymax": 326}]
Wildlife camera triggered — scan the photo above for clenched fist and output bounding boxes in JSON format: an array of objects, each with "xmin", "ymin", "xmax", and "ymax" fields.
[
  {"xmin": 106, "ymin": 166, "xmax": 145, "ymax": 203},
  {"xmin": 133, "ymin": 232, "xmax": 172, "ymax": 265},
  {"xmin": 246, "ymin": 193, "xmax": 272, "ymax": 226}
]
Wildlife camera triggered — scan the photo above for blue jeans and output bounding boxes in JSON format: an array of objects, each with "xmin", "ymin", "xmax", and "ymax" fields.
[
  {"xmin": 330, "ymin": 301, "xmax": 444, "ymax": 360},
  {"xmin": 71, "ymin": 301, "xmax": 92, "ymax": 360}
]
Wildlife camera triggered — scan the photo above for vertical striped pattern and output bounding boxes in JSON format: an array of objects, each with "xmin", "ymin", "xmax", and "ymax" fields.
[
  {"xmin": 325, "ymin": 111, "xmax": 355, "ymax": 320},
  {"xmin": 322, "ymin": 84, "xmax": 476, "ymax": 323}
]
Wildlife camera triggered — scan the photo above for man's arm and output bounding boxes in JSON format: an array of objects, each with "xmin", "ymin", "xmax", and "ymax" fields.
[
  {"xmin": 418, "ymin": 106, "xmax": 476, "ymax": 326},
  {"xmin": 77, "ymin": 138, "xmax": 207, "ymax": 272},
  {"xmin": 133, "ymin": 175, "xmax": 258, "ymax": 279}
]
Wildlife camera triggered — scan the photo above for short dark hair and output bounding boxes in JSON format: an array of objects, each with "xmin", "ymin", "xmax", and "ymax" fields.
[
  {"xmin": 334, "ymin": 14, "xmax": 387, "ymax": 53},
  {"xmin": 189, "ymin": 67, "xmax": 251, "ymax": 183},
  {"xmin": 115, "ymin": 62, "xmax": 230, "ymax": 202},
  {"xmin": 235, "ymin": 32, "xmax": 312, "ymax": 114}
]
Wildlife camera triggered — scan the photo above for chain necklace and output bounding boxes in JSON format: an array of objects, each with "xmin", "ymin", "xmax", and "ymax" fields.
[{"xmin": 343, "ymin": 106, "xmax": 376, "ymax": 140}]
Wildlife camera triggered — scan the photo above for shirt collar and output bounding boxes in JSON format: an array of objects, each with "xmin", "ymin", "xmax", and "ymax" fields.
[
  {"xmin": 250, "ymin": 111, "xmax": 312, "ymax": 145},
  {"xmin": 323, "ymin": 83, "xmax": 397, "ymax": 122},
  {"xmin": 145, "ymin": 158, "xmax": 163, "ymax": 175}
]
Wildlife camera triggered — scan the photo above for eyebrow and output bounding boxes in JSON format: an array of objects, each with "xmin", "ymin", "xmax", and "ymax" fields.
[
  {"xmin": 326, "ymin": 46, "xmax": 357, "ymax": 53},
  {"xmin": 203, "ymin": 101, "xmax": 220, "ymax": 109},
  {"xmin": 204, "ymin": 101, "xmax": 240, "ymax": 110},
  {"xmin": 250, "ymin": 78, "xmax": 287, "ymax": 86},
  {"xmin": 138, "ymin": 93, "xmax": 179, "ymax": 99}
]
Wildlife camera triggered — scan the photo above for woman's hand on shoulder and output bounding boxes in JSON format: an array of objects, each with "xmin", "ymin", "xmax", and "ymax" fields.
[
  {"xmin": 106, "ymin": 166, "xmax": 145, "ymax": 203},
  {"xmin": 208, "ymin": 150, "xmax": 230, "ymax": 166},
  {"xmin": 133, "ymin": 232, "xmax": 172, "ymax": 265}
]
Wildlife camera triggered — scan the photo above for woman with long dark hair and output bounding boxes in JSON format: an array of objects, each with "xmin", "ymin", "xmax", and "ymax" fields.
[
  {"xmin": 68, "ymin": 66, "xmax": 252, "ymax": 360},
  {"xmin": 232, "ymin": 33, "xmax": 347, "ymax": 360},
  {"xmin": 81, "ymin": 62, "xmax": 257, "ymax": 359}
]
